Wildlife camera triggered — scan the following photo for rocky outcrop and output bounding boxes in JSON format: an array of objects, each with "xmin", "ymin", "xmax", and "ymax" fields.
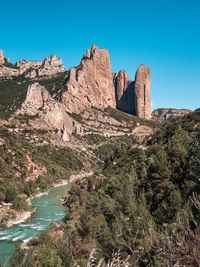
[
  {"xmin": 0, "ymin": 65, "xmax": 20, "ymax": 77},
  {"xmin": 134, "ymin": 65, "xmax": 151, "ymax": 119},
  {"xmin": 17, "ymin": 55, "xmax": 65, "ymax": 78},
  {"xmin": 37, "ymin": 55, "xmax": 65, "ymax": 77},
  {"xmin": 1, "ymin": 46, "xmax": 152, "ymax": 120},
  {"xmin": 114, "ymin": 70, "xmax": 135, "ymax": 114},
  {"xmin": 152, "ymin": 108, "xmax": 192, "ymax": 120},
  {"xmin": 0, "ymin": 53, "xmax": 65, "ymax": 78},
  {"xmin": 21, "ymin": 83, "xmax": 50, "ymax": 115},
  {"xmin": 20, "ymin": 83, "xmax": 73, "ymax": 141},
  {"xmin": 61, "ymin": 44, "xmax": 116, "ymax": 113},
  {"xmin": 0, "ymin": 50, "xmax": 5, "ymax": 65}
]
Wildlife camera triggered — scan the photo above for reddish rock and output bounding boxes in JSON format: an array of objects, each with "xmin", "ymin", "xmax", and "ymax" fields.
[
  {"xmin": 134, "ymin": 65, "xmax": 151, "ymax": 119},
  {"xmin": 61, "ymin": 44, "xmax": 116, "ymax": 113},
  {"xmin": 114, "ymin": 70, "xmax": 135, "ymax": 114},
  {"xmin": 0, "ymin": 49, "xmax": 5, "ymax": 65}
]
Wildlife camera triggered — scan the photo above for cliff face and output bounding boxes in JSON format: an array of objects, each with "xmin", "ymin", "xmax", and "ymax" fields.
[
  {"xmin": 114, "ymin": 70, "xmax": 135, "ymax": 115},
  {"xmin": 61, "ymin": 44, "xmax": 116, "ymax": 113},
  {"xmin": 0, "ymin": 50, "xmax": 5, "ymax": 65},
  {"xmin": 134, "ymin": 65, "xmax": 151, "ymax": 119},
  {"xmin": 61, "ymin": 45, "xmax": 151, "ymax": 119},
  {"xmin": 0, "ymin": 46, "xmax": 152, "ymax": 120},
  {"xmin": 152, "ymin": 108, "xmax": 192, "ymax": 120},
  {"xmin": 19, "ymin": 83, "xmax": 73, "ymax": 141}
]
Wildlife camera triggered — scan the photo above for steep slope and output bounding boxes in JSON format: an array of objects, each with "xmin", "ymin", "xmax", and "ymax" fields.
[
  {"xmin": 61, "ymin": 44, "xmax": 116, "ymax": 113},
  {"xmin": 8, "ymin": 109, "xmax": 200, "ymax": 266}
]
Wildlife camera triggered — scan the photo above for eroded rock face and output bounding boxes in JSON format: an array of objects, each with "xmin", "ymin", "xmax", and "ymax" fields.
[
  {"xmin": 114, "ymin": 70, "xmax": 135, "ymax": 114},
  {"xmin": 37, "ymin": 55, "xmax": 65, "ymax": 76},
  {"xmin": 0, "ymin": 53, "xmax": 65, "ymax": 78},
  {"xmin": 0, "ymin": 50, "xmax": 5, "ymax": 65},
  {"xmin": 21, "ymin": 83, "xmax": 50, "ymax": 115},
  {"xmin": 61, "ymin": 44, "xmax": 116, "ymax": 113},
  {"xmin": 20, "ymin": 83, "xmax": 73, "ymax": 140},
  {"xmin": 134, "ymin": 65, "xmax": 151, "ymax": 119},
  {"xmin": 152, "ymin": 108, "xmax": 192, "ymax": 120}
]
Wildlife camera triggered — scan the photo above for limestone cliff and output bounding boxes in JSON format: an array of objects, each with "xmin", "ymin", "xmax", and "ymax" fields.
[
  {"xmin": 19, "ymin": 83, "xmax": 73, "ymax": 141},
  {"xmin": 0, "ymin": 50, "xmax": 5, "ymax": 65},
  {"xmin": 61, "ymin": 44, "xmax": 116, "ymax": 113},
  {"xmin": 114, "ymin": 70, "xmax": 135, "ymax": 114},
  {"xmin": 1, "ymin": 46, "xmax": 152, "ymax": 120},
  {"xmin": 134, "ymin": 65, "xmax": 151, "ymax": 119},
  {"xmin": 152, "ymin": 108, "xmax": 192, "ymax": 120}
]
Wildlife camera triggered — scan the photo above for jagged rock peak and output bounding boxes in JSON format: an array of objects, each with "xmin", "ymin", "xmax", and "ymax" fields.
[
  {"xmin": 86, "ymin": 48, "xmax": 91, "ymax": 58},
  {"xmin": 0, "ymin": 49, "xmax": 5, "ymax": 65},
  {"xmin": 134, "ymin": 64, "xmax": 151, "ymax": 119},
  {"xmin": 61, "ymin": 44, "xmax": 116, "ymax": 113},
  {"xmin": 91, "ymin": 44, "xmax": 98, "ymax": 55}
]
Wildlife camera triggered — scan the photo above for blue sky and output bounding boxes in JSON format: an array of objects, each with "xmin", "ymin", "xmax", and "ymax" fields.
[{"xmin": 1, "ymin": 0, "xmax": 200, "ymax": 110}]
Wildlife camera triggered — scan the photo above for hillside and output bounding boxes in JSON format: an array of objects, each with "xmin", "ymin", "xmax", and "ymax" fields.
[
  {"xmin": 0, "ymin": 46, "xmax": 198, "ymax": 266},
  {"xmin": 2, "ymin": 109, "xmax": 199, "ymax": 266}
]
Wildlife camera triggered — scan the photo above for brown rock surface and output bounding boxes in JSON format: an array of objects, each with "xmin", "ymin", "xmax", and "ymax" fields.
[
  {"xmin": 0, "ymin": 53, "xmax": 65, "ymax": 78},
  {"xmin": 0, "ymin": 49, "xmax": 5, "ymax": 65},
  {"xmin": 61, "ymin": 44, "xmax": 116, "ymax": 113},
  {"xmin": 19, "ymin": 83, "xmax": 73, "ymax": 140},
  {"xmin": 134, "ymin": 64, "xmax": 151, "ymax": 119},
  {"xmin": 152, "ymin": 108, "xmax": 192, "ymax": 120},
  {"xmin": 114, "ymin": 70, "xmax": 135, "ymax": 114}
]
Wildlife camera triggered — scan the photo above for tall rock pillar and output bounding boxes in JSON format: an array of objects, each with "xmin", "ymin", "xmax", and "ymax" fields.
[
  {"xmin": 134, "ymin": 64, "xmax": 151, "ymax": 119},
  {"xmin": 0, "ymin": 49, "xmax": 5, "ymax": 65}
]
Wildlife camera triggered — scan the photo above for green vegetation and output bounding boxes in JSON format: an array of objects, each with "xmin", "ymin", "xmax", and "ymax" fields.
[
  {"xmin": 6, "ymin": 109, "xmax": 200, "ymax": 266},
  {"xmin": 38, "ymin": 71, "xmax": 69, "ymax": 96},
  {"xmin": 105, "ymin": 107, "xmax": 162, "ymax": 129},
  {"xmin": 0, "ymin": 125, "xmax": 86, "ymax": 218},
  {"xmin": 0, "ymin": 77, "xmax": 29, "ymax": 119}
]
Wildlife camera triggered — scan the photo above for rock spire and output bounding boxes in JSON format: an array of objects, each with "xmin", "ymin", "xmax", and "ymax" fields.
[
  {"xmin": 0, "ymin": 49, "xmax": 5, "ymax": 65},
  {"xmin": 134, "ymin": 65, "xmax": 151, "ymax": 119}
]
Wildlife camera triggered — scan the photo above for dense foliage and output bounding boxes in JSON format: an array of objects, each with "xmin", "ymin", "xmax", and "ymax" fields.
[
  {"xmin": 4, "ymin": 109, "xmax": 200, "ymax": 266},
  {"xmin": 0, "ymin": 125, "xmax": 85, "ymax": 216}
]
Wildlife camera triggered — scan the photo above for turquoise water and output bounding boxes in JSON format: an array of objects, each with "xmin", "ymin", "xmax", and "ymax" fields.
[{"xmin": 0, "ymin": 183, "xmax": 69, "ymax": 264}]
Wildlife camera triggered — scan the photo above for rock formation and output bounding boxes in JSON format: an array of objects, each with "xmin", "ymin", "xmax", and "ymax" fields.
[
  {"xmin": 152, "ymin": 108, "xmax": 192, "ymax": 120},
  {"xmin": 61, "ymin": 44, "xmax": 116, "ymax": 113},
  {"xmin": 20, "ymin": 83, "xmax": 73, "ymax": 140},
  {"xmin": 0, "ymin": 50, "xmax": 5, "ymax": 65},
  {"xmin": 21, "ymin": 83, "xmax": 50, "ymax": 115},
  {"xmin": 1, "ymin": 45, "xmax": 152, "ymax": 120},
  {"xmin": 134, "ymin": 65, "xmax": 151, "ymax": 119},
  {"xmin": 114, "ymin": 70, "xmax": 135, "ymax": 114},
  {"xmin": 0, "ymin": 53, "xmax": 65, "ymax": 78},
  {"xmin": 37, "ymin": 55, "xmax": 65, "ymax": 77}
]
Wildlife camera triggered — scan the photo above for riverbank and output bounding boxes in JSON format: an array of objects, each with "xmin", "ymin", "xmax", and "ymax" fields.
[{"xmin": 1, "ymin": 171, "xmax": 94, "ymax": 229}]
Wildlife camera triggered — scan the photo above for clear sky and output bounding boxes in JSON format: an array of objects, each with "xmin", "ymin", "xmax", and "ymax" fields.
[{"xmin": 1, "ymin": 0, "xmax": 200, "ymax": 111}]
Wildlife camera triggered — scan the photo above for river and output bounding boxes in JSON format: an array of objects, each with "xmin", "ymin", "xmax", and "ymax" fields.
[{"xmin": 0, "ymin": 182, "xmax": 69, "ymax": 264}]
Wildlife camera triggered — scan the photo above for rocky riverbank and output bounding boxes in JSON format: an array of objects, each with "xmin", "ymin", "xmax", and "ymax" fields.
[{"xmin": 1, "ymin": 172, "xmax": 94, "ymax": 229}]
